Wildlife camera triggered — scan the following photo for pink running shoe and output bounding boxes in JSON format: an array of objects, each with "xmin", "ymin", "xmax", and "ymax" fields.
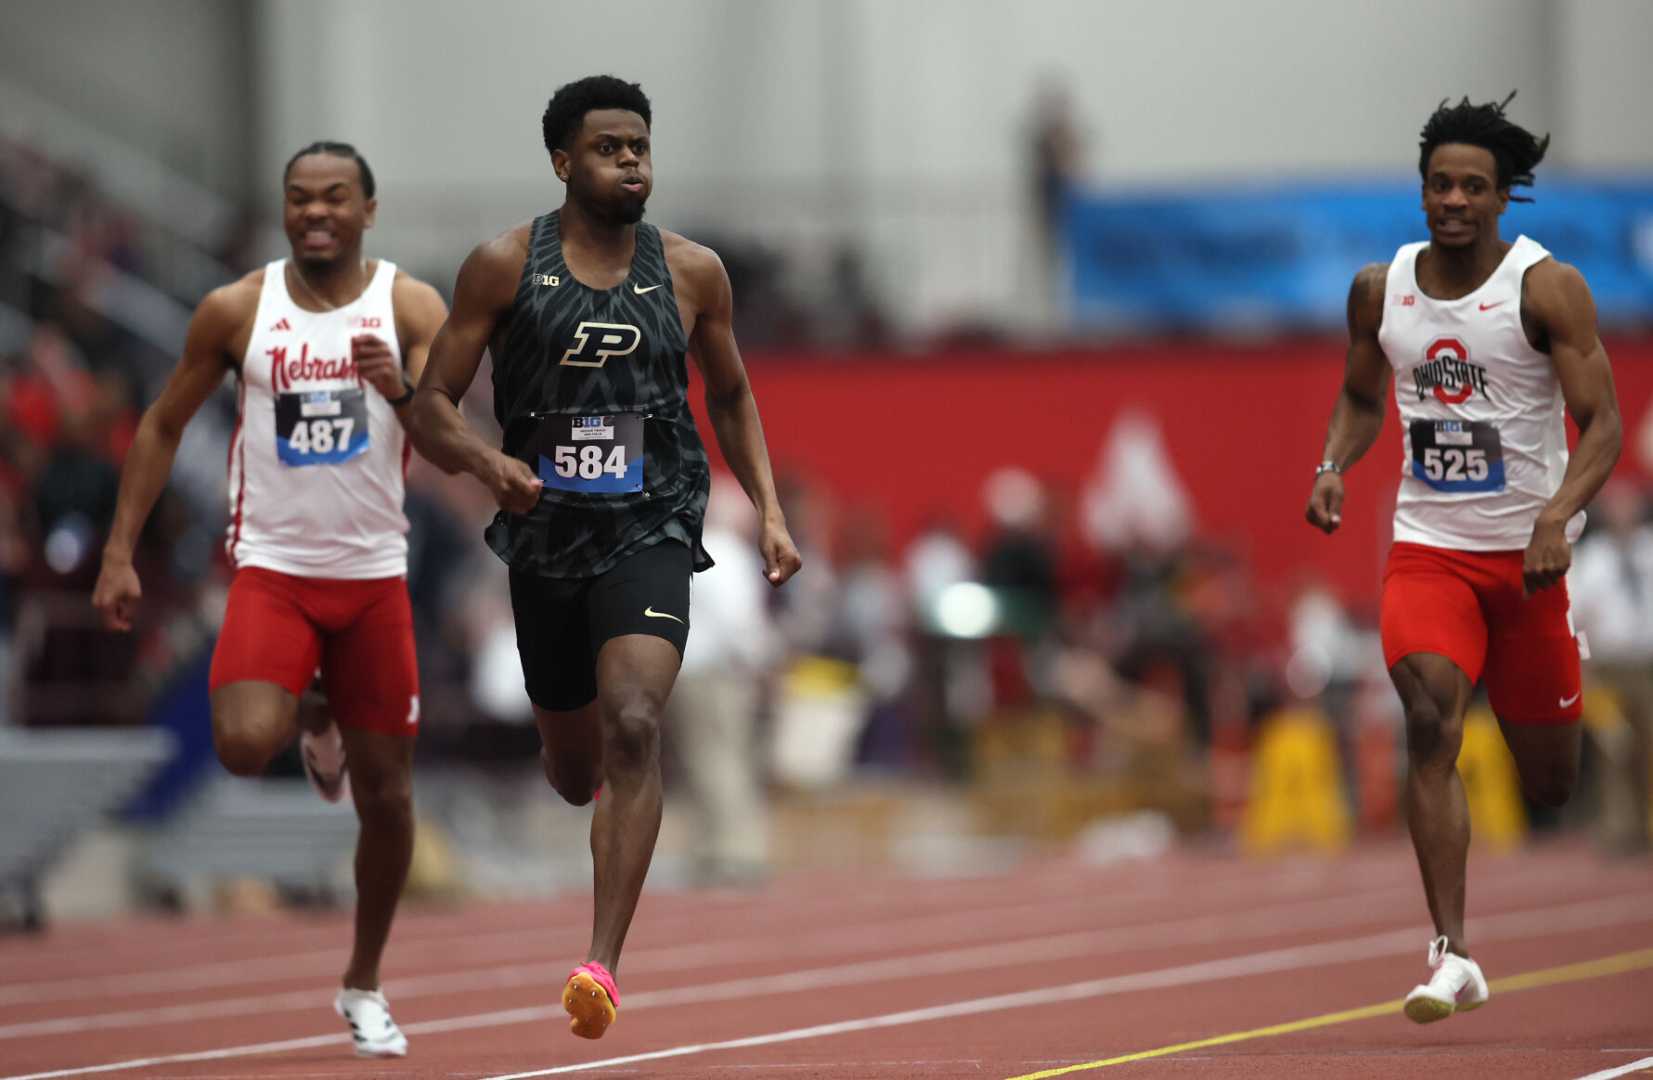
[{"xmin": 562, "ymin": 961, "xmax": 620, "ymax": 1039}]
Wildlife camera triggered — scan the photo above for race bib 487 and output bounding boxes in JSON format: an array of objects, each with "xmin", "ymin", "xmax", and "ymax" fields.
[{"xmin": 276, "ymin": 388, "xmax": 370, "ymax": 467}]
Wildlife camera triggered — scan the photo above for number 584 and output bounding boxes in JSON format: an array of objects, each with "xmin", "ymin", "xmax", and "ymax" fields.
[{"xmin": 554, "ymin": 444, "xmax": 628, "ymax": 480}]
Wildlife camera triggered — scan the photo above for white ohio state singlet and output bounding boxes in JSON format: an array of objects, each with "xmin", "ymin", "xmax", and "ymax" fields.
[
  {"xmin": 226, "ymin": 259, "xmax": 409, "ymax": 578},
  {"xmin": 1378, "ymin": 235, "xmax": 1582, "ymax": 551}
]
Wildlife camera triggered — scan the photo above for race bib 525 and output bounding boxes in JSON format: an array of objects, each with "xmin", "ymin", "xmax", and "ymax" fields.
[{"xmin": 1409, "ymin": 419, "xmax": 1505, "ymax": 493}]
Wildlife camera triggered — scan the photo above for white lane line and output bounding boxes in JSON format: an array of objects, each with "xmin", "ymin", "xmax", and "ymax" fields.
[
  {"xmin": 0, "ymin": 882, "xmax": 1103, "ymax": 1008},
  {"xmin": 1574, "ymin": 1058, "xmax": 1653, "ymax": 1080},
  {"xmin": 476, "ymin": 895, "xmax": 1653, "ymax": 1079},
  {"xmin": 0, "ymin": 860, "xmax": 1122, "ymax": 979},
  {"xmin": 0, "ymin": 880, "xmax": 1422, "ymax": 1039},
  {"xmin": 5, "ymin": 890, "xmax": 1646, "ymax": 1080},
  {"xmin": 0, "ymin": 855, "xmax": 1380, "ymax": 1012},
  {"xmin": 0, "ymin": 852, "xmax": 1566, "ymax": 1033},
  {"xmin": 0, "ymin": 861, "xmax": 1170, "ymax": 1008},
  {"xmin": 0, "ymin": 879, "xmax": 1424, "ymax": 1040},
  {"xmin": 0, "ymin": 852, "xmax": 1557, "ymax": 1040}
]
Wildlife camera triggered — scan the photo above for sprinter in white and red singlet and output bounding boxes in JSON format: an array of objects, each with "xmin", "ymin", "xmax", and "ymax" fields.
[
  {"xmin": 92, "ymin": 143, "xmax": 447, "ymax": 1058},
  {"xmin": 1305, "ymin": 95, "xmax": 1621, "ymax": 1025}
]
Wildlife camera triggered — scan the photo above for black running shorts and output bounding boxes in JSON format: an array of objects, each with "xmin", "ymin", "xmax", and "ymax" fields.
[{"xmin": 508, "ymin": 539, "xmax": 692, "ymax": 711}]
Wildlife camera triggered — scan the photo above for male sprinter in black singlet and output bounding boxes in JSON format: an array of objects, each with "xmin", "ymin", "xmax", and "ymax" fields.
[{"xmin": 409, "ymin": 75, "xmax": 801, "ymax": 1041}]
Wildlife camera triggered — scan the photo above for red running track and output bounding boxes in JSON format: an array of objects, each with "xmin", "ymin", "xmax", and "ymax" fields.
[{"xmin": 0, "ymin": 840, "xmax": 1650, "ymax": 1079}]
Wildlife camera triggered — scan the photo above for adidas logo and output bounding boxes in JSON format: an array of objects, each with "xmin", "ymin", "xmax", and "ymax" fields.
[{"xmin": 270, "ymin": 317, "xmax": 292, "ymax": 332}]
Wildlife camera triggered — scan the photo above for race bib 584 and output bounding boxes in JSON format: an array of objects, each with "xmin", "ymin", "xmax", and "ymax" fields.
[{"xmin": 530, "ymin": 413, "xmax": 644, "ymax": 494}]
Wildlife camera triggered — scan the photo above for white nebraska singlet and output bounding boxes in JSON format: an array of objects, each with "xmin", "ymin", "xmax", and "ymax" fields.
[
  {"xmin": 226, "ymin": 259, "xmax": 409, "ymax": 578},
  {"xmin": 1378, "ymin": 235, "xmax": 1582, "ymax": 552}
]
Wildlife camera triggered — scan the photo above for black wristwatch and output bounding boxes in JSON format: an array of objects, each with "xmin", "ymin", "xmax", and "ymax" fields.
[
  {"xmin": 1314, "ymin": 460, "xmax": 1342, "ymax": 478},
  {"xmin": 387, "ymin": 378, "xmax": 416, "ymax": 408}
]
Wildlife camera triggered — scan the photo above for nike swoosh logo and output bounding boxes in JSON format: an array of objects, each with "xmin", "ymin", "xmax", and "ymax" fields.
[
  {"xmin": 643, "ymin": 606, "xmax": 684, "ymax": 624},
  {"xmin": 1478, "ymin": 300, "xmax": 1505, "ymax": 311},
  {"xmin": 633, "ymin": 283, "xmax": 663, "ymax": 295},
  {"xmin": 1559, "ymin": 692, "xmax": 1580, "ymax": 708}
]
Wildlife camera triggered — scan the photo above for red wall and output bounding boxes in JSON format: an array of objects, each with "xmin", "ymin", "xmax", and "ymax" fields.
[{"xmin": 696, "ymin": 338, "xmax": 1653, "ymax": 608}]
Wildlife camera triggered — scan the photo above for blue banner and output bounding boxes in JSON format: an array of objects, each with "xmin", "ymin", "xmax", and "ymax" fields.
[{"xmin": 1063, "ymin": 178, "xmax": 1653, "ymax": 332}]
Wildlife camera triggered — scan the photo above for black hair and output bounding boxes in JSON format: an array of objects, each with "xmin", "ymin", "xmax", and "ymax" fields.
[
  {"xmin": 541, "ymin": 75, "xmax": 651, "ymax": 155},
  {"xmin": 1418, "ymin": 92, "xmax": 1549, "ymax": 202},
  {"xmin": 283, "ymin": 141, "xmax": 376, "ymax": 199}
]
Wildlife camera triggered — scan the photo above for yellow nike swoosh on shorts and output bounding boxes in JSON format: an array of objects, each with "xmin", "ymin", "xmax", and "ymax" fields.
[{"xmin": 643, "ymin": 606, "xmax": 684, "ymax": 624}]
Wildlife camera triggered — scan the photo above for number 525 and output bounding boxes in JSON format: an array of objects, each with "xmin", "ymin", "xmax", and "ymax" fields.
[{"xmin": 1422, "ymin": 446, "xmax": 1488, "ymax": 482}]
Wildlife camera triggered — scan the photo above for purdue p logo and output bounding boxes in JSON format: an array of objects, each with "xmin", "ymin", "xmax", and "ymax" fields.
[{"xmin": 560, "ymin": 322, "xmax": 642, "ymax": 368}]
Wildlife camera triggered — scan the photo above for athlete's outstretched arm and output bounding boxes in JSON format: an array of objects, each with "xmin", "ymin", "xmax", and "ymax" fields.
[
  {"xmin": 408, "ymin": 237, "xmax": 542, "ymax": 514},
  {"xmin": 1523, "ymin": 260, "xmax": 1622, "ymax": 593},
  {"xmin": 353, "ymin": 273, "xmax": 448, "ymax": 427},
  {"xmin": 683, "ymin": 247, "xmax": 801, "ymax": 586},
  {"xmin": 93, "ymin": 286, "xmax": 241, "ymax": 629},
  {"xmin": 1306, "ymin": 263, "xmax": 1392, "ymax": 535}
]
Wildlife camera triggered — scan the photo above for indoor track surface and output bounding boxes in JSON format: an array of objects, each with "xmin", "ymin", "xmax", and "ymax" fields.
[{"xmin": 2, "ymin": 841, "xmax": 1650, "ymax": 1079}]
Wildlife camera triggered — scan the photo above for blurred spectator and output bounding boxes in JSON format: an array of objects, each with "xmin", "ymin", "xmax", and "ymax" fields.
[
  {"xmin": 904, "ymin": 514, "xmax": 973, "ymax": 611},
  {"xmin": 0, "ymin": 483, "xmax": 23, "ymax": 726},
  {"xmin": 1570, "ymin": 482, "xmax": 1653, "ymax": 853},
  {"xmin": 666, "ymin": 477, "xmax": 780, "ymax": 883},
  {"xmin": 1029, "ymin": 78, "xmax": 1085, "ymax": 264},
  {"xmin": 811, "ymin": 246, "xmax": 890, "ymax": 349},
  {"xmin": 832, "ymin": 506, "xmax": 910, "ymax": 769},
  {"xmin": 980, "ymin": 467, "xmax": 1059, "ymax": 613}
]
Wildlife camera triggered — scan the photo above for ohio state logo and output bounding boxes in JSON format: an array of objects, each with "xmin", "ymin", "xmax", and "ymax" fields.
[{"xmin": 1412, "ymin": 337, "xmax": 1488, "ymax": 406}]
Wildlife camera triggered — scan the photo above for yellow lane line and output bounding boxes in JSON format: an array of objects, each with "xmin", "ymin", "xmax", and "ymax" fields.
[{"xmin": 1003, "ymin": 946, "xmax": 1653, "ymax": 1079}]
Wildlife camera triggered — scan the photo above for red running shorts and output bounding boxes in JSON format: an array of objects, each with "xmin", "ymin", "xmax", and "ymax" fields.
[
  {"xmin": 209, "ymin": 566, "xmax": 420, "ymax": 737},
  {"xmin": 1380, "ymin": 541, "xmax": 1582, "ymax": 726}
]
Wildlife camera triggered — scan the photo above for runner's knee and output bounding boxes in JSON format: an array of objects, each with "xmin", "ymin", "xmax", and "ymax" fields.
[
  {"xmin": 1401, "ymin": 692, "xmax": 1461, "ymax": 767},
  {"xmin": 211, "ymin": 711, "xmax": 286, "ymax": 777},
  {"xmin": 1519, "ymin": 756, "xmax": 1577, "ymax": 808},
  {"xmin": 351, "ymin": 762, "xmax": 413, "ymax": 823},
  {"xmin": 542, "ymin": 747, "xmax": 600, "ymax": 805},
  {"xmin": 212, "ymin": 724, "xmax": 279, "ymax": 776},
  {"xmin": 601, "ymin": 692, "xmax": 662, "ymax": 774}
]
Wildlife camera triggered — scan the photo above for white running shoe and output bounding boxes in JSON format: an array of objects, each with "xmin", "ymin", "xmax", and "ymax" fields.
[
  {"xmin": 301, "ymin": 724, "xmax": 349, "ymax": 804},
  {"xmin": 334, "ymin": 988, "xmax": 407, "ymax": 1057},
  {"xmin": 1404, "ymin": 935, "xmax": 1489, "ymax": 1024}
]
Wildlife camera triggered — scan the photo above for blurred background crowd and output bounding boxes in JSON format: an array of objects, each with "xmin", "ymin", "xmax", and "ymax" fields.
[{"xmin": 1, "ymin": 0, "xmax": 1650, "ymax": 922}]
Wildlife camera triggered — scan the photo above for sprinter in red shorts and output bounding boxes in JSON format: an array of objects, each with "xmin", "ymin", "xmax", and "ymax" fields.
[
  {"xmin": 92, "ymin": 143, "xmax": 447, "ymax": 1057},
  {"xmin": 1305, "ymin": 95, "xmax": 1621, "ymax": 1023}
]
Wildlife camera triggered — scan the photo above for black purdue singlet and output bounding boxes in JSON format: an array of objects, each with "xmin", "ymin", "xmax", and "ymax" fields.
[{"xmin": 484, "ymin": 211, "xmax": 713, "ymax": 579}]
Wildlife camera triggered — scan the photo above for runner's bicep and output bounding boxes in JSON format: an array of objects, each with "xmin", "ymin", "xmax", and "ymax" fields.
[
  {"xmin": 419, "ymin": 251, "xmax": 503, "ymax": 400},
  {"xmin": 1543, "ymin": 270, "xmax": 1615, "ymax": 428},
  {"xmin": 397, "ymin": 281, "xmax": 449, "ymax": 387}
]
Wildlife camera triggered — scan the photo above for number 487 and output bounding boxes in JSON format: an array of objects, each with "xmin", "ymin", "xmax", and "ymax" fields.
[{"xmin": 288, "ymin": 418, "xmax": 354, "ymax": 455}]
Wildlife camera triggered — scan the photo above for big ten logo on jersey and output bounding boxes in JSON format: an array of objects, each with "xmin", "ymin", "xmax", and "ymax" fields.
[
  {"xmin": 1412, "ymin": 336, "xmax": 1489, "ymax": 407},
  {"xmin": 351, "ymin": 316, "xmax": 382, "ymax": 329},
  {"xmin": 560, "ymin": 321, "xmax": 642, "ymax": 369}
]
